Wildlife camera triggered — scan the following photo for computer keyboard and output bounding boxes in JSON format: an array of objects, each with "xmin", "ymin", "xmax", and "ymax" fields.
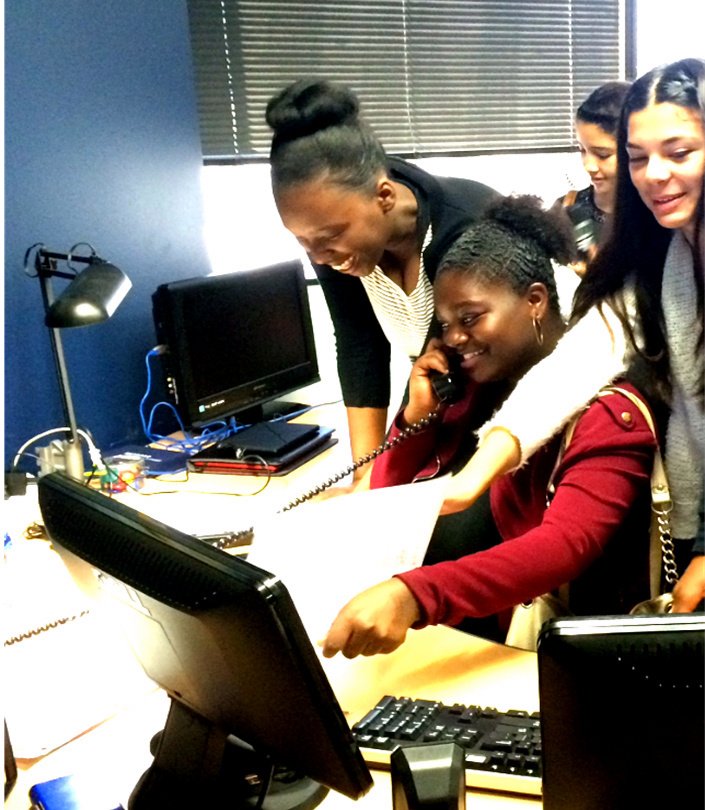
[{"xmin": 351, "ymin": 695, "xmax": 542, "ymax": 797}]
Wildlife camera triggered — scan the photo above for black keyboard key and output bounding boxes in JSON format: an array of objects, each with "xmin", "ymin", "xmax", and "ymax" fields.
[
  {"xmin": 353, "ymin": 695, "xmax": 396, "ymax": 730},
  {"xmin": 481, "ymin": 737, "xmax": 514, "ymax": 753},
  {"xmin": 458, "ymin": 708, "xmax": 480, "ymax": 723},
  {"xmin": 465, "ymin": 752, "xmax": 491, "ymax": 767},
  {"xmin": 524, "ymin": 755, "xmax": 541, "ymax": 774}
]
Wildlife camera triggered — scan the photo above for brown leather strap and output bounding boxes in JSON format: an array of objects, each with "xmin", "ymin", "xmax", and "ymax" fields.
[{"xmin": 562, "ymin": 189, "xmax": 578, "ymax": 208}]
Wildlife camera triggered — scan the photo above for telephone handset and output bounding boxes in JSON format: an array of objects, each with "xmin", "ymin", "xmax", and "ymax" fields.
[
  {"xmin": 206, "ymin": 359, "xmax": 465, "ymax": 549},
  {"xmin": 281, "ymin": 356, "xmax": 466, "ymax": 513},
  {"xmin": 429, "ymin": 353, "xmax": 465, "ymax": 404}
]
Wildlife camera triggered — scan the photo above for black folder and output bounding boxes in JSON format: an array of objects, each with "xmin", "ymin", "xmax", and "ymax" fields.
[
  {"xmin": 201, "ymin": 421, "xmax": 321, "ymax": 459},
  {"xmin": 188, "ymin": 424, "xmax": 336, "ymax": 476}
]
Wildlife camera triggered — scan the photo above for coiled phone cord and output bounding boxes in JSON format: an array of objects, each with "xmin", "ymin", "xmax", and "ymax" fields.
[{"xmin": 280, "ymin": 410, "xmax": 441, "ymax": 512}]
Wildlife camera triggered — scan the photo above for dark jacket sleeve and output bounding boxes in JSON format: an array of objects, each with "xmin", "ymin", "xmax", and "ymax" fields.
[{"xmin": 395, "ymin": 388, "xmax": 655, "ymax": 626}]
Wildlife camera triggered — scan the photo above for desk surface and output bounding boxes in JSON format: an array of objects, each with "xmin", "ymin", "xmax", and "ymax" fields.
[
  {"xmin": 109, "ymin": 403, "xmax": 359, "ymax": 538},
  {"xmin": 4, "ymin": 407, "xmax": 542, "ymax": 809}
]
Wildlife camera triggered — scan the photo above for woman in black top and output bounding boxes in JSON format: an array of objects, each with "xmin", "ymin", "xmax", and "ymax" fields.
[{"xmin": 266, "ymin": 79, "xmax": 497, "ymax": 472}]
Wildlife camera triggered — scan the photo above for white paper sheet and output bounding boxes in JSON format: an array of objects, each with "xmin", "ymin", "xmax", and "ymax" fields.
[
  {"xmin": 3, "ymin": 539, "xmax": 155, "ymax": 758},
  {"xmin": 246, "ymin": 476, "xmax": 449, "ymax": 645}
]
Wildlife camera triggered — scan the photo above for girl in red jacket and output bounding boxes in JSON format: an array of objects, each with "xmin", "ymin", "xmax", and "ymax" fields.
[{"xmin": 321, "ymin": 195, "xmax": 657, "ymax": 659}]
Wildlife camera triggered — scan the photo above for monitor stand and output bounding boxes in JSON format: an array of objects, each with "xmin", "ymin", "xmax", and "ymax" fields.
[
  {"xmin": 129, "ymin": 700, "xmax": 329, "ymax": 810},
  {"xmin": 238, "ymin": 400, "xmax": 310, "ymax": 425}
]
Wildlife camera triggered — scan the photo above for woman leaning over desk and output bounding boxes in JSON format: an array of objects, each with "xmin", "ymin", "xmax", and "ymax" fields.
[
  {"xmin": 438, "ymin": 57, "xmax": 705, "ymax": 614},
  {"xmin": 265, "ymin": 79, "xmax": 498, "ymax": 472},
  {"xmin": 320, "ymin": 196, "xmax": 657, "ymax": 658}
]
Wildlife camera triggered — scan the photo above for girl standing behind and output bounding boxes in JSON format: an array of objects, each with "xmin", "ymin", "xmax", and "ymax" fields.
[{"xmin": 265, "ymin": 80, "xmax": 498, "ymax": 474}]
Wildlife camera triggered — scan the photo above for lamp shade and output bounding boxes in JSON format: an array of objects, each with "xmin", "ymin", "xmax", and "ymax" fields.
[{"xmin": 45, "ymin": 262, "xmax": 133, "ymax": 328}]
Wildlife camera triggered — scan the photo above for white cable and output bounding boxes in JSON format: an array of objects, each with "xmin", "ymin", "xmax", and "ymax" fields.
[{"xmin": 12, "ymin": 427, "xmax": 103, "ymax": 471}]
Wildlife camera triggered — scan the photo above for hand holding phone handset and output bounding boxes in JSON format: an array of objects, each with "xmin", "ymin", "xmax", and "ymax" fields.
[
  {"xmin": 207, "ymin": 343, "xmax": 465, "ymax": 549},
  {"xmin": 283, "ymin": 340, "xmax": 464, "ymax": 508},
  {"xmin": 428, "ymin": 347, "xmax": 465, "ymax": 405},
  {"xmin": 398, "ymin": 339, "xmax": 465, "ymax": 436}
]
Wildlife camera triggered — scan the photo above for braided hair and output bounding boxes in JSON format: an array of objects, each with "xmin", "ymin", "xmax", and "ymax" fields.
[
  {"xmin": 437, "ymin": 195, "xmax": 575, "ymax": 314},
  {"xmin": 266, "ymin": 79, "xmax": 388, "ymax": 198}
]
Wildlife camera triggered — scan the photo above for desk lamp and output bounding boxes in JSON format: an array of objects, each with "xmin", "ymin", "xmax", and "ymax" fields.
[{"xmin": 26, "ymin": 243, "xmax": 132, "ymax": 480}]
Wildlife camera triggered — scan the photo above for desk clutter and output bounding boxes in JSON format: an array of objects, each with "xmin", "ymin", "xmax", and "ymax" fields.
[{"xmin": 188, "ymin": 420, "xmax": 337, "ymax": 476}]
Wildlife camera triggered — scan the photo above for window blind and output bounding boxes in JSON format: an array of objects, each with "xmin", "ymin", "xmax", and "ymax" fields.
[{"xmin": 187, "ymin": 0, "xmax": 626, "ymax": 162}]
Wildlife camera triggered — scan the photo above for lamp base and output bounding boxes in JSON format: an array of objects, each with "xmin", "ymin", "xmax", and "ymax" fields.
[{"xmin": 38, "ymin": 439, "xmax": 85, "ymax": 480}]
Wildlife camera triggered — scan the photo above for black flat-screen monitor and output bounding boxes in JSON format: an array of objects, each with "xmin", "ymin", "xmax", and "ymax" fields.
[
  {"xmin": 538, "ymin": 613, "xmax": 705, "ymax": 809},
  {"xmin": 152, "ymin": 260, "xmax": 320, "ymax": 429},
  {"xmin": 38, "ymin": 472, "xmax": 372, "ymax": 810}
]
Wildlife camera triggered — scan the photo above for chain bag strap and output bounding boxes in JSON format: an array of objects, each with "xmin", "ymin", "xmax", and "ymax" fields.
[{"xmin": 599, "ymin": 386, "xmax": 679, "ymax": 614}]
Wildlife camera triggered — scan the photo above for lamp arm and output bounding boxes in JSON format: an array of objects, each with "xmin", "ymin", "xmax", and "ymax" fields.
[
  {"xmin": 38, "ymin": 270, "xmax": 83, "ymax": 458},
  {"xmin": 35, "ymin": 249, "xmax": 101, "ymax": 282}
]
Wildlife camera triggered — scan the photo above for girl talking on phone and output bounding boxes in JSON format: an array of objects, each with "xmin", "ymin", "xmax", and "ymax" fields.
[{"xmin": 320, "ymin": 195, "xmax": 657, "ymax": 658}]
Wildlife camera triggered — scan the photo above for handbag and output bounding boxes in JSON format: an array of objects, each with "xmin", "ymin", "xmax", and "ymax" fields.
[
  {"xmin": 505, "ymin": 385, "xmax": 678, "ymax": 651},
  {"xmin": 504, "ymin": 589, "xmax": 571, "ymax": 651}
]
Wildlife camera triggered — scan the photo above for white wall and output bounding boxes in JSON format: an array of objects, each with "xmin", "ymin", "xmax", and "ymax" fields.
[
  {"xmin": 200, "ymin": 152, "xmax": 587, "ymax": 277},
  {"xmin": 634, "ymin": 0, "xmax": 705, "ymax": 76}
]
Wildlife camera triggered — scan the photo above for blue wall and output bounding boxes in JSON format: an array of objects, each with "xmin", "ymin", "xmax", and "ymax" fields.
[{"xmin": 5, "ymin": 0, "xmax": 212, "ymax": 469}]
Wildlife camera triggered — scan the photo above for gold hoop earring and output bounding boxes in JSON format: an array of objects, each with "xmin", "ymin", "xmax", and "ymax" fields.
[{"xmin": 532, "ymin": 316, "xmax": 544, "ymax": 346}]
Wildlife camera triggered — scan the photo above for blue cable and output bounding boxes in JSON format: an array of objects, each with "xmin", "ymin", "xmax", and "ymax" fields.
[
  {"xmin": 139, "ymin": 348, "xmax": 252, "ymax": 453},
  {"xmin": 139, "ymin": 348, "xmax": 343, "ymax": 455}
]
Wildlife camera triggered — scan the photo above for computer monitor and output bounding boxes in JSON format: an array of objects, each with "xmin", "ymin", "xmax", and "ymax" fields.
[
  {"xmin": 37, "ymin": 473, "xmax": 372, "ymax": 810},
  {"xmin": 152, "ymin": 260, "xmax": 320, "ymax": 430},
  {"xmin": 538, "ymin": 613, "xmax": 705, "ymax": 809}
]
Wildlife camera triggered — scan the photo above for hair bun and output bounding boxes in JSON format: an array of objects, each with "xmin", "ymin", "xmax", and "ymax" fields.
[
  {"xmin": 266, "ymin": 79, "xmax": 360, "ymax": 142},
  {"xmin": 485, "ymin": 195, "xmax": 575, "ymax": 265}
]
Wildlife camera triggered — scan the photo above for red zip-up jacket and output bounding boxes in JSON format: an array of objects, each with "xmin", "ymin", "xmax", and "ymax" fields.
[{"xmin": 370, "ymin": 381, "xmax": 656, "ymax": 626}]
